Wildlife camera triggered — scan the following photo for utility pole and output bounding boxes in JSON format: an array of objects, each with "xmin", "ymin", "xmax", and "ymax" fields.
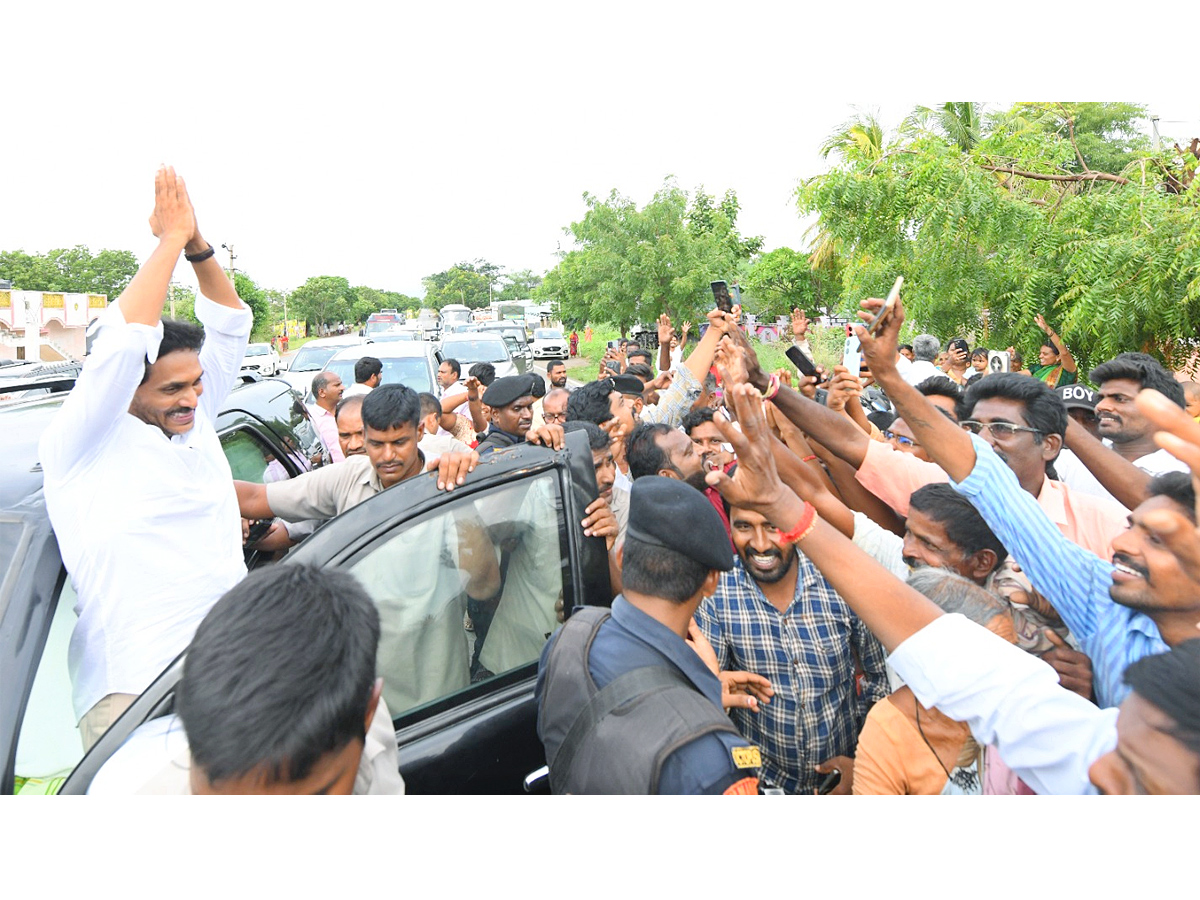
[
  {"xmin": 1150, "ymin": 115, "xmax": 1161, "ymax": 151},
  {"xmin": 220, "ymin": 243, "xmax": 237, "ymax": 281}
]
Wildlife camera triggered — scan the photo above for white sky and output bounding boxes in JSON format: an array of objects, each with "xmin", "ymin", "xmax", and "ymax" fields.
[{"xmin": 3, "ymin": 3, "xmax": 1195, "ymax": 301}]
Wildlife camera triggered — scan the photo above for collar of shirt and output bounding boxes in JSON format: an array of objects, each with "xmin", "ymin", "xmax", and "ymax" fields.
[
  {"xmin": 485, "ymin": 424, "xmax": 522, "ymax": 442},
  {"xmin": 609, "ymin": 596, "xmax": 722, "ymax": 707},
  {"xmin": 725, "ymin": 552, "xmax": 827, "ymax": 613},
  {"xmin": 1036, "ymin": 475, "xmax": 1069, "ymax": 527}
]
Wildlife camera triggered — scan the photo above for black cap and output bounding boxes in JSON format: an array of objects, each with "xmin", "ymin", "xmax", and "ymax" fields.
[
  {"xmin": 1056, "ymin": 383, "xmax": 1097, "ymax": 411},
  {"xmin": 610, "ymin": 374, "xmax": 645, "ymax": 396},
  {"xmin": 482, "ymin": 375, "xmax": 533, "ymax": 407},
  {"xmin": 626, "ymin": 476, "xmax": 734, "ymax": 572}
]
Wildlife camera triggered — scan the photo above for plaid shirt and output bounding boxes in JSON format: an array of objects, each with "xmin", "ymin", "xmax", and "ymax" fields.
[
  {"xmin": 639, "ymin": 362, "xmax": 701, "ymax": 429},
  {"xmin": 696, "ymin": 555, "xmax": 889, "ymax": 794}
]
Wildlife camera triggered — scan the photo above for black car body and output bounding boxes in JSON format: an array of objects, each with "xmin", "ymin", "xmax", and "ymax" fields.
[
  {"xmin": 3, "ymin": 381, "xmax": 609, "ymax": 794},
  {"xmin": 1, "ymin": 378, "xmax": 329, "ymax": 794}
]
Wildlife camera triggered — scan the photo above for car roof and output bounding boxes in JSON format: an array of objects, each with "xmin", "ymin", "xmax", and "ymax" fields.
[
  {"xmin": 295, "ymin": 335, "xmax": 365, "ymax": 350},
  {"xmin": 0, "ymin": 393, "xmax": 65, "ymax": 509},
  {"xmin": 328, "ymin": 342, "xmax": 434, "ymax": 361}
]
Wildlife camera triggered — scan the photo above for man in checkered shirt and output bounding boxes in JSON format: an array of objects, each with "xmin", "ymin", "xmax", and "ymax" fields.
[{"xmin": 695, "ymin": 501, "xmax": 889, "ymax": 794}]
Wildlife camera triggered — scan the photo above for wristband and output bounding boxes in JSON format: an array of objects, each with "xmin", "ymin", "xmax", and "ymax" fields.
[
  {"xmin": 185, "ymin": 243, "xmax": 216, "ymax": 263},
  {"xmin": 762, "ymin": 373, "xmax": 781, "ymax": 401},
  {"xmin": 775, "ymin": 502, "xmax": 818, "ymax": 544}
]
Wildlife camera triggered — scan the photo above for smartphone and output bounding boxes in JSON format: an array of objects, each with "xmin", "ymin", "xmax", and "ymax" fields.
[
  {"xmin": 245, "ymin": 517, "xmax": 275, "ymax": 546},
  {"xmin": 607, "ymin": 339, "xmax": 619, "ymax": 350},
  {"xmin": 711, "ymin": 280, "xmax": 734, "ymax": 313},
  {"xmin": 842, "ymin": 329, "xmax": 862, "ymax": 376},
  {"xmin": 785, "ymin": 345, "xmax": 826, "ymax": 384},
  {"xmin": 816, "ymin": 768, "xmax": 842, "ymax": 795},
  {"xmin": 863, "ymin": 276, "xmax": 905, "ymax": 335}
]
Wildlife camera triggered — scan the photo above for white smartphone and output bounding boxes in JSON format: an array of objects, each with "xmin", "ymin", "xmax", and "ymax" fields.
[
  {"xmin": 842, "ymin": 327, "xmax": 862, "ymax": 376},
  {"xmin": 864, "ymin": 276, "xmax": 905, "ymax": 334}
]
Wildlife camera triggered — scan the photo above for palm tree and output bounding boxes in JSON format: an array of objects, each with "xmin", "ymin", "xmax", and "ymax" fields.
[
  {"xmin": 904, "ymin": 102, "xmax": 986, "ymax": 152},
  {"xmin": 819, "ymin": 110, "xmax": 886, "ymax": 164}
]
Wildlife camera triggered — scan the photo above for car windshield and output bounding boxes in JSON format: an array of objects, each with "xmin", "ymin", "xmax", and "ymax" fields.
[
  {"xmin": 289, "ymin": 344, "xmax": 341, "ymax": 372},
  {"xmin": 534, "ymin": 329, "xmax": 562, "ymax": 340},
  {"xmin": 370, "ymin": 332, "xmax": 416, "ymax": 342},
  {"xmin": 245, "ymin": 345, "xmax": 270, "ymax": 356},
  {"xmin": 326, "ymin": 356, "xmax": 433, "ymax": 393},
  {"xmin": 444, "ymin": 338, "xmax": 509, "ymax": 364}
]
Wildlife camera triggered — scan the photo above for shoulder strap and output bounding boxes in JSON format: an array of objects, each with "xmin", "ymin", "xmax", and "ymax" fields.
[{"xmin": 551, "ymin": 664, "xmax": 692, "ymax": 789}]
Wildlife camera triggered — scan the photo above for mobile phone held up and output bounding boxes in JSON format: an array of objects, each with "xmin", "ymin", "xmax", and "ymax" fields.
[
  {"xmin": 842, "ymin": 326, "xmax": 862, "ymax": 377},
  {"xmin": 785, "ymin": 345, "xmax": 825, "ymax": 385},
  {"xmin": 863, "ymin": 276, "xmax": 904, "ymax": 335},
  {"xmin": 711, "ymin": 280, "xmax": 734, "ymax": 314}
]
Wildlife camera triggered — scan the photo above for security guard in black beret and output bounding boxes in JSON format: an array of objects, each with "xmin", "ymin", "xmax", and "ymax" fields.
[
  {"xmin": 476, "ymin": 375, "xmax": 535, "ymax": 455},
  {"xmin": 536, "ymin": 476, "xmax": 762, "ymax": 794}
]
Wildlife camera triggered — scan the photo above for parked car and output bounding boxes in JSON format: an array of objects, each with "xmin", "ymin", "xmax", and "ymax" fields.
[
  {"xmin": 5, "ymin": 426, "xmax": 609, "ymax": 794},
  {"xmin": 277, "ymin": 335, "xmax": 364, "ymax": 397},
  {"xmin": 1, "ymin": 377, "xmax": 332, "ymax": 795},
  {"xmin": 436, "ymin": 333, "xmax": 521, "ymax": 380},
  {"xmin": 0, "ymin": 360, "xmax": 84, "ymax": 402},
  {"xmin": 529, "ymin": 328, "xmax": 568, "ymax": 360},
  {"xmin": 239, "ymin": 342, "xmax": 282, "ymax": 379},
  {"xmin": 322, "ymin": 342, "xmax": 441, "ymax": 399}
]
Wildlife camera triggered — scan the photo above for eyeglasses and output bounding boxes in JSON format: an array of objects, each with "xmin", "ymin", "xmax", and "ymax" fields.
[
  {"xmin": 883, "ymin": 430, "xmax": 919, "ymax": 448},
  {"xmin": 960, "ymin": 420, "xmax": 1042, "ymax": 440},
  {"xmin": 544, "ymin": 412, "xmax": 567, "ymax": 423}
]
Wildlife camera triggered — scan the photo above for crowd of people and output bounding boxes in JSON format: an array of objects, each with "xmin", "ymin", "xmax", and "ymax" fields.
[{"xmin": 38, "ymin": 168, "xmax": 1200, "ymax": 795}]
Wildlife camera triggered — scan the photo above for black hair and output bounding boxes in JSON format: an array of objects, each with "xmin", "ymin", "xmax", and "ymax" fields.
[
  {"xmin": 361, "ymin": 383, "xmax": 421, "ymax": 432},
  {"xmin": 626, "ymin": 422, "xmax": 675, "ymax": 479},
  {"xmin": 916, "ymin": 375, "xmax": 965, "ymax": 421},
  {"xmin": 624, "ymin": 362, "xmax": 653, "ymax": 383},
  {"xmin": 177, "ymin": 564, "xmax": 380, "ymax": 786},
  {"xmin": 868, "ymin": 409, "xmax": 896, "ymax": 432},
  {"xmin": 621, "ymin": 535, "xmax": 711, "ymax": 604},
  {"xmin": 468, "ymin": 362, "xmax": 495, "ymax": 386},
  {"xmin": 1123, "ymin": 639, "xmax": 1200, "ymax": 758},
  {"xmin": 627, "ymin": 349, "xmax": 653, "ymax": 366},
  {"xmin": 908, "ymin": 484, "xmax": 1007, "ymax": 572},
  {"xmin": 680, "ymin": 406, "xmax": 716, "ymax": 436},
  {"xmin": 962, "ymin": 372, "xmax": 1067, "ymax": 439},
  {"xmin": 563, "ymin": 419, "xmax": 610, "ymax": 452},
  {"xmin": 567, "ymin": 378, "xmax": 616, "ymax": 426},
  {"xmin": 335, "ymin": 393, "xmax": 364, "ymax": 419},
  {"xmin": 971, "ymin": 348, "xmax": 989, "ymax": 360},
  {"xmin": 528, "ymin": 372, "xmax": 546, "ymax": 399},
  {"xmin": 1042, "ymin": 337, "xmax": 1060, "ymax": 354},
  {"xmin": 417, "ymin": 391, "xmax": 441, "ymax": 421},
  {"xmin": 143, "ymin": 318, "xmax": 205, "ymax": 384},
  {"xmin": 1146, "ymin": 471, "xmax": 1197, "ymax": 522},
  {"xmin": 546, "ymin": 359, "xmax": 566, "ymax": 373},
  {"xmin": 354, "ymin": 356, "xmax": 383, "ymax": 384},
  {"xmin": 442, "ymin": 357, "xmax": 461, "ymax": 379},
  {"xmin": 311, "ymin": 370, "xmax": 339, "ymax": 397},
  {"xmin": 1089, "ymin": 352, "xmax": 1187, "ymax": 410},
  {"xmin": 899, "ymin": 344, "xmax": 913, "ymax": 354}
]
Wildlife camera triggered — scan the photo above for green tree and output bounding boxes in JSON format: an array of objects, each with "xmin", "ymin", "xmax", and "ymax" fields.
[
  {"xmin": 422, "ymin": 263, "xmax": 494, "ymax": 310},
  {"xmin": 797, "ymin": 102, "xmax": 1200, "ymax": 370},
  {"xmin": 497, "ymin": 268, "xmax": 543, "ymax": 303},
  {"xmin": 741, "ymin": 247, "xmax": 842, "ymax": 318},
  {"xmin": 233, "ymin": 271, "xmax": 271, "ymax": 339},
  {"xmin": 166, "ymin": 283, "xmax": 198, "ymax": 325},
  {"xmin": 0, "ymin": 245, "xmax": 138, "ymax": 298},
  {"xmin": 539, "ymin": 179, "xmax": 762, "ymax": 332},
  {"xmin": 289, "ymin": 275, "xmax": 353, "ymax": 330}
]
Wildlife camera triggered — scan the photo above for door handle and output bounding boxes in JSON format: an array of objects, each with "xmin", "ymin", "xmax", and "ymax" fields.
[{"xmin": 523, "ymin": 765, "xmax": 549, "ymax": 793}]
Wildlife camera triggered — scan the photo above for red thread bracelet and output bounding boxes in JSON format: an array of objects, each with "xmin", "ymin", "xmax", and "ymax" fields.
[
  {"xmin": 801, "ymin": 454, "xmax": 817, "ymax": 463},
  {"xmin": 775, "ymin": 502, "xmax": 818, "ymax": 543}
]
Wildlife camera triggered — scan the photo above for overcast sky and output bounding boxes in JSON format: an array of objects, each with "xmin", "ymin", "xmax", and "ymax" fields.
[{"xmin": 4, "ymin": 3, "xmax": 1194, "ymax": 301}]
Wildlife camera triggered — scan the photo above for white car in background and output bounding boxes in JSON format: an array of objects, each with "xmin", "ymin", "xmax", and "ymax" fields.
[
  {"xmin": 239, "ymin": 342, "xmax": 282, "ymax": 378},
  {"xmin": 529, "ymin": 327, "xmax": 568, "ymax": 360},
  {"xmin": 277, "ymin": 335, "xmax": 365, "ymax": 396}
]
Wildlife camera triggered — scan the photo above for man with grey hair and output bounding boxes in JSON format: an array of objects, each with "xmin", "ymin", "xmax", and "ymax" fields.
[
  {"xmin": 308, "ymin": 370, "xmax": 346, "ymax": 462},
  {"xmin": 902, "ymin": 334, "xmax": 942, "ymax": 387}
]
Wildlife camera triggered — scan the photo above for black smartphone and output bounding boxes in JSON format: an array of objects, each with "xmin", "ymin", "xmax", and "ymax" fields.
[
  {"xmin": 711, "ymin": 280, "xmax": 733, "ymax": 313},
  {"xmin": 816, "ymin": 768, "xmax": 842, "ymax": 795},
  {"xmin": 785, "ymin": 345, "xmax": 826, "ymax": 384},
  {"xmin": 245, "ymin": 517, "xmax": 275, "ymax": 546}
]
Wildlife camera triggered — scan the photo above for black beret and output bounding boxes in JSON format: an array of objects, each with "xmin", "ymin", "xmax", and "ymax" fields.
[
  {"xmin": 610, "ymin": 374, "xmax": 645, "ymax": 396},
  {"xmin": 482, "ymin": 375, "xmax": 533, "ymax": 408},
  {"xmin": 626, "ymin": 476, "xmax": 734, "ymax": 572}
]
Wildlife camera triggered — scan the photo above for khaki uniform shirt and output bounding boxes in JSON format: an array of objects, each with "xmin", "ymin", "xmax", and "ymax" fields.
[{"xmin": 266, "ymin": 455, "xmax": 385, "ymax": 521}]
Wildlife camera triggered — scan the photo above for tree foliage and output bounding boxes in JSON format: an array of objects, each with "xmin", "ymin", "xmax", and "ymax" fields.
[
  {"xmin": 232, "ymin": 271, "xmax": 272, "ymax": 340},
  {"xmin": 797, "ymin": 101, "xmax": 1200, "ymax": 371},
  {"xmin": 0, "ymin": 245, "xmax": 139, "ymax": 299},
  {"xmin": 538, "ymin": 179, "xmax": 763, "ymax": 331},
  {"xmin": 740, "ymin": 247, "xmax": 842, "ymax": 318},
  {"xmin": 422, "ymin": 260, "xmax": 499, "ymax": 310},
  {"xmin": 289, "ymin": 275, "xmax": 354, "ymax": 329}
]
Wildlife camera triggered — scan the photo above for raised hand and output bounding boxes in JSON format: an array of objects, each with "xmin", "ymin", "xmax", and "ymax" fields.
[
  {"xmin": 426, "ymin": 450, "xmax": 479, "ymax": 492},
  {"xmin": 824, "ymin": 365, "xmax": 862, "ymax": 414},
  {"xmin": 854, "ymin": 292, "xmax": 906, "ymax": 380},
  {"xmin": 791, "ymin": 307, "xmax": 810, "ymax": 340},
  {"xmin": 703, "ymin": 383, "xmax": 790, "ymax": 515},
  {"xmin": 657, "ymin": 313, "xmax": 674, "ymax": 345},
  {"xmin": 147, "ymin": 166, "xmax": 195, "ymax": 245}
]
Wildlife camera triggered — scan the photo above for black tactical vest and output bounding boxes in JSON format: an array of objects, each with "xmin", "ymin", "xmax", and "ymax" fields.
[{"xmin": 538, "ymin": 607, "xmax": 748, "ymax": 794}]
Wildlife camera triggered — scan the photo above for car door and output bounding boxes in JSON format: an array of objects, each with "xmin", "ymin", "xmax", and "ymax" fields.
[{"xmin": 285, "ymin": 433, "xmax": 610, "ymax": 792}]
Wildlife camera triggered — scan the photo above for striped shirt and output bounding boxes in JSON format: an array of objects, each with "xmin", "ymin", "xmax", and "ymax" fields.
[
  {"xmin": 951, "ymin": 433, "xmax": 1166, "ymax": 708},
  {"xmin": 696, "ymin": 555, "xmax": 888, "ymax": 794}
]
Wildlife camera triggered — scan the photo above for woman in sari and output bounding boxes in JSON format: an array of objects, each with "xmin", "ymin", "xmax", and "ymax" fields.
[{"xmin": 1029, "ymin": 314, "xmax": 1077, "ymax": 388}]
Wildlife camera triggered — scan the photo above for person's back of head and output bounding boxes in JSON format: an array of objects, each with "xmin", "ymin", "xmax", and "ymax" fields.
[
  {"xmin": 912, "ymin": 334, "xmax": 940, "ymax": 362},
  {"xmin": 1089, "ymin": 352, "xmax": 1186, "ymax": 410},
  {"xmin": 177, "ymin": 564, "xmax": 381, "ymax": 794},
  {"xmin": 417, "ymin": 391, "xmax": 441, "ymax": 424},
  {"xmin": 469, "ymin": 362, "xmax": 496, "ymax": 386},
  {"xmin": 626, "ymin": 422, "xmax": 674, "ymax": 479},
  {"xmin": 362, "ymin": 383, "xmax": 421, "ymax": 432},
  {"xmin": 906, "ymin": 567, "xmax": 1011, "ymax": 632},
  {"xmin": 567, "ymin": 378, "xmax": 615, "ymax": 426},
  {"xmin": 625, "ymin": 362, "xmax": 654, "ymax": 384},
  {"xmin": 563, "ymin": 419, "xmax": 610, "ymax": 452},
  {"xmin": 528, "ymin": 372, "xmax": 546, "ymax": 399},
  {"xmin": 1122, "ymin": 639, "xmax": 1200, "ymax": 759},
  {"xmin": 354, "ymin": 356, "xmax": 383, "ymax": 385},
  {"xmin": 962, "ymin": 371, "xmax": 1068, "ymax": 439}
]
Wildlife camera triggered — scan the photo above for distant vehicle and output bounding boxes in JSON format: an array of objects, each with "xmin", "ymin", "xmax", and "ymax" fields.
[
  {"xmin": 239, "ymin": 342, "xmax": 281, "ymax": 378},
  {"xmin": 364, "ymin": 311, "xmax": 405, "ymax": 339},
  {"xmin": 439, "ymin": 304, "xmax": 473, "ymax": 333},
  {"xmin": 277, "ymin": 335, "xmax": 364, "ymax": 396},
  {"xmin": 437, "ymin": 333, "xmax": 520, "ymax": 380},
  {"xmin": 0, "ymin": 360, "xmax": 84, "ymax": 402},
  {"xmin": 322, "ymin": 342, "xmax": 440, "ymax": 399},
  {"xmin": 530, "ymin": 328, "xmax": 568, "ymax": 360},
  {"xmin": 366, "ymin": 329, "xmax": 418, "ymax": 343},
  {"xmin": 478, "ymin": 320, "xmax": 530, "ymax": 345}
]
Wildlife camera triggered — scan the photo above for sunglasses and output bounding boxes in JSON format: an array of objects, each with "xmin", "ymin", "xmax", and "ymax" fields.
[{"xmin": 960, "ymin": 420, "xmax": 1042, "ymax": 440}]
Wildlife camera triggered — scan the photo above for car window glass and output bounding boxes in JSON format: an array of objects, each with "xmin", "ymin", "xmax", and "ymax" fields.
[
  {"xmin": 289, "ymin": 345, "xmax": 339, "ymax": 372},
  {"xmin": 347, "ymin": 473, "xmax": 565, "ymax": 720},
  {"xmin": 326, "ymin": 357, "xmax": 433, "ymax": 394},
  {"xmin": 13, "ymin": 575, "xmax": 83, "ymax": 794},
  {"xmin": 221, "ymin": 429, "xmax": 295, "ymax": 483},
  {"xmin": 0, "ymin": 520, "xmax": 27, "ymax": 615}
]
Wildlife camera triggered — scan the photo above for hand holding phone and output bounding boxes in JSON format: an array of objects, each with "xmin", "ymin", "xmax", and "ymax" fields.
[
  {"xmin": 711, "ymin": 280, "xmax": 734, "ymax": 314},
  {"xmin": 863, "ymin": 276, "xmax": 904, "ymax": 335},
  {"xmin": 786, "ymin": 345, "xmax": 826, "ymax": 385}
]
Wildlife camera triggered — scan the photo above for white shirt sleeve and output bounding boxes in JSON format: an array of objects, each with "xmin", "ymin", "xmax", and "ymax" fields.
[
  {"xmin": 888, "ymin": 614, "xmax": 1117, "ymax": 795},
  {"xmin": 194, "ymin": 293, "xmax": 253, "ymax": 422},
  {"xmin": 851, "ymin": 512, "xmax": 909, "ymax": 580}
]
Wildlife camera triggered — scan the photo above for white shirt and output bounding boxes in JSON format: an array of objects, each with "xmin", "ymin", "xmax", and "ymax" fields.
[
  {"xmin": 888, "ymin": 614, "xmax": 1117, "ymax": 795},
  {"xmin": 39, "ymin": 295, "xmax": 252, "ymax": 722},
  {"xmin": 1055, "ymin": 445, "xmax": 1188, "ymax": 510},
  {"xmin": 442, "ymin": 381, "xmax": 469, "ymax": 417},
  {"xmin": 342, "ymin": 382, "xmax": 373, "ymax": 398},
  {"xmin": 901, "ymin": 359, "xmax": 942, "ymax": 388},
  {"xmin": 417, "ymin": 431, "xmax": 471, "ymax": 466}
]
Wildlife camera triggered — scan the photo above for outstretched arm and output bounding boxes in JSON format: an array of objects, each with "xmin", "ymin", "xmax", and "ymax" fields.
[{"xmin": 1063, "ymin": 416, "xmax": 1149, "ymax": 509}]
